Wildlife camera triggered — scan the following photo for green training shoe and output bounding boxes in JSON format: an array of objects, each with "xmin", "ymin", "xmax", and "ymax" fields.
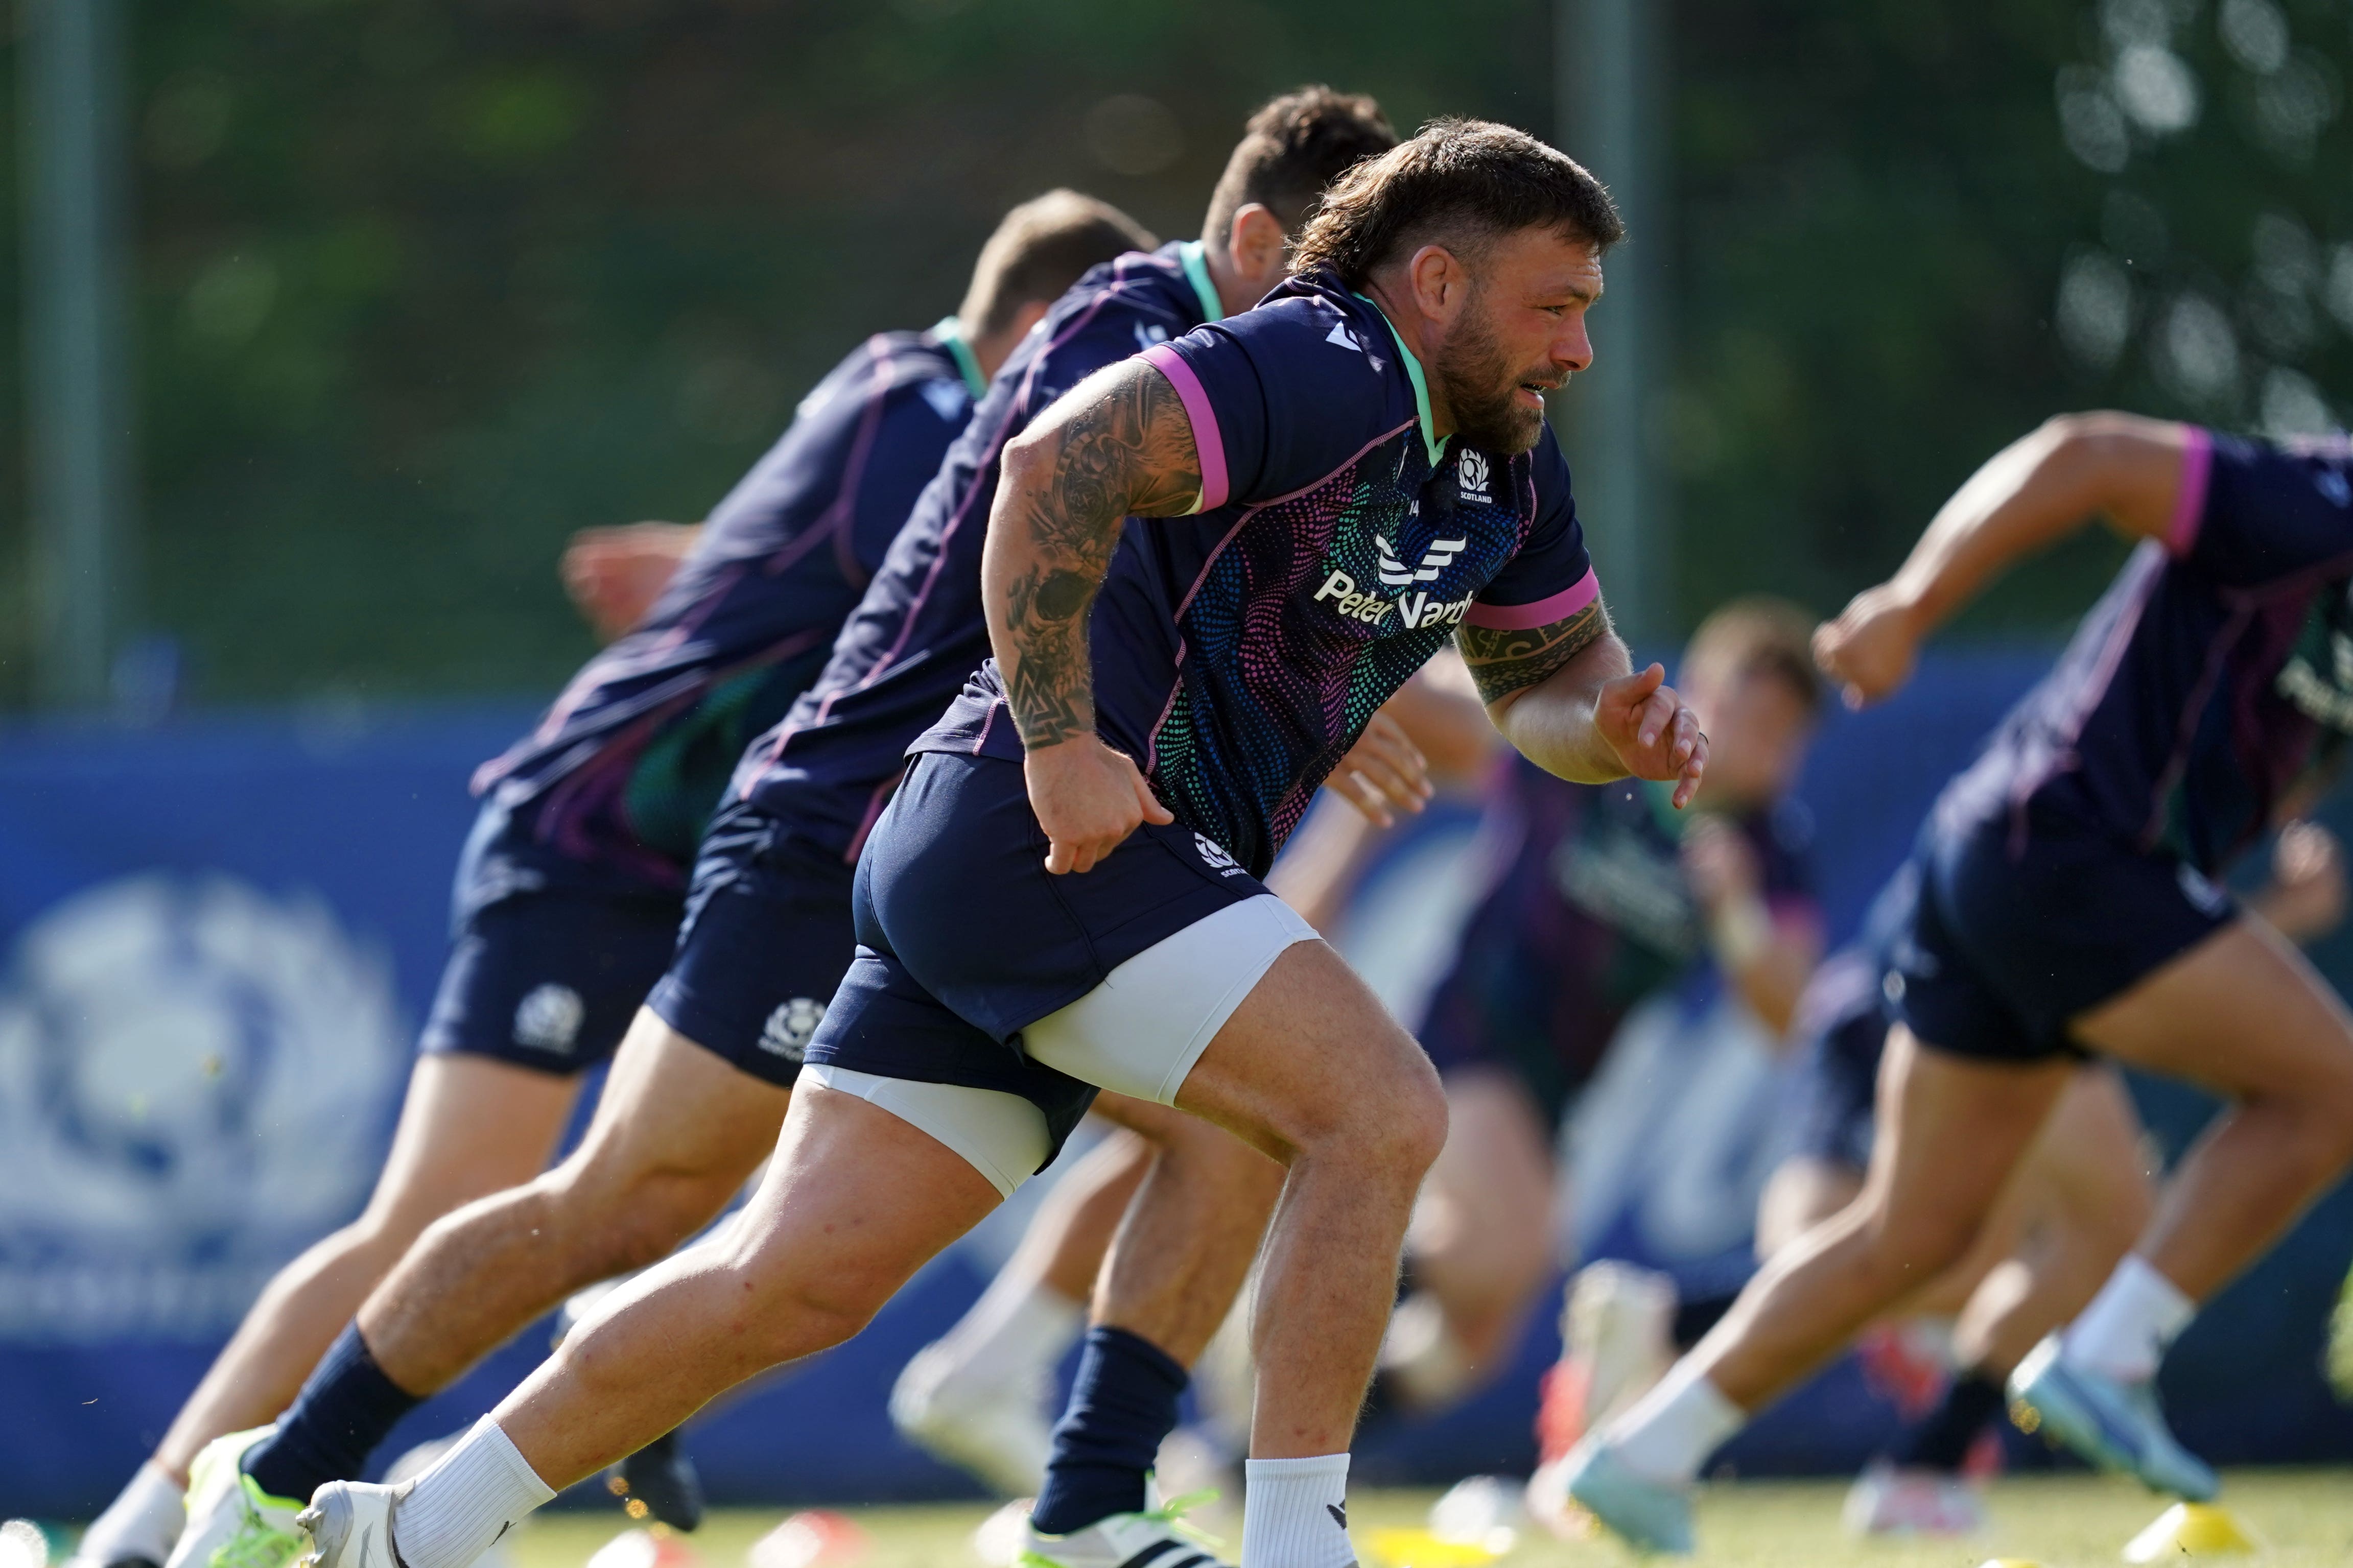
[{"xmin": 167, "ymin": 1429, "xmax": 306, "ymax": 1568}]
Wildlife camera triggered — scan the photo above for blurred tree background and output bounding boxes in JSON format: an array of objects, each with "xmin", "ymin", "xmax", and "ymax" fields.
[{"xmin": 0, "ymin": 0, "xmax": 2347, "ymax": 711}]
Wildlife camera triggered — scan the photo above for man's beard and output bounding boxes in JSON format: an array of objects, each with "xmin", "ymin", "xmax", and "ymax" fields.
[{"xmin": 1432, "ymin": 292, "xmax": 1547, "ymax": 456}]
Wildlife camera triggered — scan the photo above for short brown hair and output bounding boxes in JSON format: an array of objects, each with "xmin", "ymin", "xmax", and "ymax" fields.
[
  {"xmin": 960, "ymin": 190, "xmax": 1158, "ymax": 339},
  {"xmin": 1290, "ymin": 118, "xmax": 1624, "ymax": 287},
  {"xmin": 1202, "ymin": 86, "xmax": 1397, "ymax": 250},
  {"xmin": 1683, "ymin": 596, "xmax": 1823, "ymax": 714}
]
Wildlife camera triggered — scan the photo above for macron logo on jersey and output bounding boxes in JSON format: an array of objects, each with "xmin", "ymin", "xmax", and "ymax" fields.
[{"xmin": 1326, "ymin": 318, "xmax": 1386, "ymax": 371}]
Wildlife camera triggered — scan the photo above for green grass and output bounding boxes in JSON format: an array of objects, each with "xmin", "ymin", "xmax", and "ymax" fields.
[{"xmin": 504, "ymin": 1470, "xmax": 2353, "ymax": 1568}]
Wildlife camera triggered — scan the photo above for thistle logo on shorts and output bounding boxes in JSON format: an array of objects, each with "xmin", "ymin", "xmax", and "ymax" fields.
[
  {"xmin": 1193, "ymin": 833, "xmax": 1246, "ymax": 877},
  {"xmin": 759, "ymin": 996, "xmax": 827, "ymax": 1060},
  {"xmin": 513, "ymin": 983, "xmax": 585, "ymax": 1055},
  {"xmin": 1456, "ymin": 447, "xmax": 1491, "ymax": 503}
]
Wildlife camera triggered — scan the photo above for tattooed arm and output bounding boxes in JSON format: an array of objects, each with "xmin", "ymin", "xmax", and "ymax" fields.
[
  {"xmin": 1458, "ymin": 596, "xmax": 1709, "ymax": 809},
  {"xmin": 982, "ymin": 358, "xmax": 1203, "ymax": 873}
]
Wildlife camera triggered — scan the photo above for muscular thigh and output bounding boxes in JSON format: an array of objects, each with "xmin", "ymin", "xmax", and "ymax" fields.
[
  {"xmin": 1173, "ymin": 938, "xmax": 1444, "ymax": 1165},
  {"xmin": 555, "ymin": 1009, "xmax": 793, "ymax": 1201},
  {"xmin": 2073, "ymin": 916, "xmax": 2353, "ymax": 1097}
]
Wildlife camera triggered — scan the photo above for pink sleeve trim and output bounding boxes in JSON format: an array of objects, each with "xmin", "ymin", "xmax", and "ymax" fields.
[
  {"xmin": 1141, "ymin": 344, "xmax": 1228, "ymax": 513},
  {"xmin": 1465, "ymin": 567, "xmax": 1599, "ymax": 631},
  {"xmin": 2166, "ymin": 427, "xmax": 2213, "ymax": 557}
]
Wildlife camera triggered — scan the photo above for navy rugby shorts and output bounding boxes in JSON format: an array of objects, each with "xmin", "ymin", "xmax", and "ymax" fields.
[
  {"xmin": 420, "ymin": 891, "xmax": 680, "ymax": 1075},
  {"xmin": 805, "ymin": 749, "xmax": 1279, "ymax": 1173},
  {"xmin": 646, "ymin": 797, "xmax": 861, "ymax": 1089},
  {"xmin": 1890, "ymin": 798, "xmax": 2234, "ymax": 1063}
]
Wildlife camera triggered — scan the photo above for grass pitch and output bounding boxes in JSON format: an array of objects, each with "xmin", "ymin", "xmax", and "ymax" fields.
[{"xmin": 507, "ymin": 1469, "xmax": 2353, "ymax": 1568}]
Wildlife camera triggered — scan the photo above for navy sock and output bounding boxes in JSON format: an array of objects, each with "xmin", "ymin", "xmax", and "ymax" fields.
[
  {"xmin": 243, "ymin": 1322, "xmax": 425, "ymax": 1504},
  {"xmin": 1892, "ymin": 1369, "xmax": 2007, "ymax": 1472},
  {"xmin": 1030, "ymin": 1325, "xmax": 1188, "ymax": 1536}
]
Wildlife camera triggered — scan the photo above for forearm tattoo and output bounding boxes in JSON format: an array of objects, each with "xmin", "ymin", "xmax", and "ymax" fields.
[
  {"xmin": 1000, "ymin": 362, "xmax": 1202, "ymax": 749},
  {"xmin": 1456, "ymin": 600, "xmax": 1609, "ymax": 704}
]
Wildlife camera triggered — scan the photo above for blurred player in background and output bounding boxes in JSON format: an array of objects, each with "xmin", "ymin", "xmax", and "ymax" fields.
[
  {"xmin": 1563, "ymin": 415, "xmax": 2353, "ymax": 1555},
  {"xmin": 236, "ymin": 87, "xmax": 1402, "ymax": 1568},
  {"xmin": 1391, "ymin": 598, "xmax": 1824, "ymax": 1427},
  {"xmin": 1794, "ymin": 814, "xmax": 2342, "ymax": 1537},
  {"xmin": 119, "ymin": 191, "xmax": 1155, "ymax": 1568},
  {"xmin": 295, "ymin": 120, "xmax": 1703, "ymax": 1568}
]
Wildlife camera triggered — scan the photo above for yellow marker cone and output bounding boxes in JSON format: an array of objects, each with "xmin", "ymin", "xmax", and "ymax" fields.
[
  {"xmin": 2123, "ymin": 1502, "xmax": 2257, "ymax": 1561},
  {"xmin": 1362, "ymin": 1527, "xmax": 1508, "ymax": 1568}
]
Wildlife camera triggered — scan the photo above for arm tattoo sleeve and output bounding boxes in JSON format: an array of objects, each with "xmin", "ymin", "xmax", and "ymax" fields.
[
  {"xmin": 1455, "ymin": 600, "xmax": 1609, "ymax": 706},
  {"xmin": 999, "ymin": 361, "xmax": 1202, "ymax": 749}
]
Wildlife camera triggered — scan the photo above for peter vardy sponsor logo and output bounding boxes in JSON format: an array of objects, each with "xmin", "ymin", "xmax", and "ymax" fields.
[{"xmin": 1313, "ymin": 568, "xmax": 1474, "ymax": 630}]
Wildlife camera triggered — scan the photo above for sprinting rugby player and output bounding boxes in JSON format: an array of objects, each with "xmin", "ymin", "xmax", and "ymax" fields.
[
  {"xmin": 295, "ymin": 118, "xmax": 1708, "ymax": 1568},
  {"xmin": 135, "ymin": 193, "xmax": 1155, "ymax": 1568},
  {"xmin": 185, "ymin": 88, "xmax": 1399, "ymax": 1568},
  {"xmin": 1809, "ymin": 814, "xmax": 2341, "ymax": 1536},
  {"xmin": 889, "ymin": 671, "xmax": 1461, "ymax": 1499},
  {"xmin": 1559, "ymin": 415, "xmax": 2353, "ymax": 1554}
]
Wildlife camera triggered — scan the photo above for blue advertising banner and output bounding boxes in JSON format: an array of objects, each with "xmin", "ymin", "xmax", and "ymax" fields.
[{"xmin": 4, "ymin": 652, "xmax": 2352, "ymax": 1517}]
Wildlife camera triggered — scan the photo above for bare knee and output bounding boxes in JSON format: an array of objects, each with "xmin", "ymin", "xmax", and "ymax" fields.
[
  {"xmin": 542, "ymin": 1158, "xmax": 744, "ymax": 1279},
  {"xmin": 1855, "ymin": 1198, "xmax": 1981, "ymax": 1287}
]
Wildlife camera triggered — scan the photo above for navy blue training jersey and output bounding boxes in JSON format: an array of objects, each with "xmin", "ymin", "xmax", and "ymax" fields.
[
  {"xmin": 919, "ymin": 267, "xmax": 1599, "ymax": 877},
  {"xmin": 732, "ymin": 242, "xmax": 1229, "ymax": 856},
  {"xmin": 1944, "ymin": 429, "xmax": 2353, "ymax": 872},
  {"xmin": 468, "ymin": 323, "xmax": 983, "ymax": 902}
]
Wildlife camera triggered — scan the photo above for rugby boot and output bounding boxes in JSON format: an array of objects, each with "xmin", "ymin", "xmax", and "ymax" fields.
[
  {"xmin": 293, "ymin": 1485, "xmax": 405, "ymax": 1568},
  {"xmin": 1018, "ymin": 1491, "xmax": 1233, "ymax": 1568},
  {"xmin": 1551, "ymin": 1440, "xmax": 1693, "ymax": 1556},
  {"xmin": 166, "ymin": 1430, "xmax": 304, "ymax": 1568},
  {"xmin": 2008, "ymin": 1336, "xmax": 2217, "ymax": 1501},
  {"xmin": 889, "ymin": 1342, "xmax": 1053, "ymax": 1496}
]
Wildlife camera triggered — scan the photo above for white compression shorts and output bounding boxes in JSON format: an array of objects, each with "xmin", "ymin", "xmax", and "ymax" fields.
[{"xmin": 808, "ymin": 894, "xmax": 1317, "ymax": 1196}]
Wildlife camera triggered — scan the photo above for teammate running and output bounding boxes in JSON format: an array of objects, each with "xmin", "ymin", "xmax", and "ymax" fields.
[
  {"xmin": 179, "ymin": 89, "xmax": 1404, "ymax": 1568},
  {"xmin": 1558, "ymin": 415, "xmax": 2353, "ymax": 1554},
  {"xmin": 296, "ymin": 118, "xmax": 1707, "ymax": 1568},
  {"xmin": 128, "ymin": 191, "xmax": 1155, "ymax": 1568},
  {"xmin": 1809, "ymin": 814, "xmax": 2341, "ymax": 1536}
]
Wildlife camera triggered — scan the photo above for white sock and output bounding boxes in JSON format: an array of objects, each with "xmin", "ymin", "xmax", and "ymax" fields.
[
  {"xmin": 74, "ymin": 1461, "xmax": 185, "ymax": 1566},
  {"xmin": 910, "ymin": 1271, "xmax": 1085, "ymax": 1400},
  {"xmin": 2062, "ymin": 1254, "xmax": 2195, "ymax": 1384},
  {"xmin": 1602, "ymin": 1361, "xmax": 1745, "ymax": 1486},
  {"xmin": 1241, "ymin": 1454, "xmax": 1355, "ymax": 1568},
  {"xmin": 391, "ymin": 1419, "xmax": 555, "ymax": 1568}
]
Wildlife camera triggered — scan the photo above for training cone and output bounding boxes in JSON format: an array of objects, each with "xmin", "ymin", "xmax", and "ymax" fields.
[
  {"xmin": 2122, "ymin": 1502, "xmax": 2256, "ymax": 1562},
  {"xmin": 1363, "ymin": 1527, "xmax": 1508, "ymax": 1568},
  {"xmin": 1975, "ymin": 1559, "xmax": 2045, "ymax": 1568}
]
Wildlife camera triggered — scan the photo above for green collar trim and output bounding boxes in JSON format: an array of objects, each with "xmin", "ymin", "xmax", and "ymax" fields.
[
  {"xmin": 930, "ymin": 316, "xmax": 988, "ymax": 400},
  {"xmin": 1179, "ymin": 241, "xmax": 1227, "ymax": 324},
  {"xmin": 1353, "ymin": 293, "xmax": 1449, "ymax": 469}
]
